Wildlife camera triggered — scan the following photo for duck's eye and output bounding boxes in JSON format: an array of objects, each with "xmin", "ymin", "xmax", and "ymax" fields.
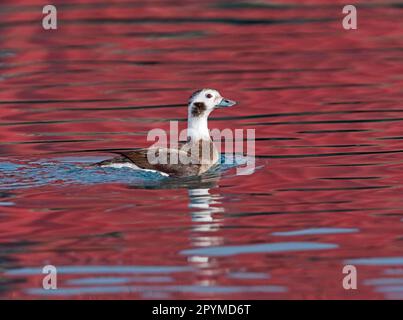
[{"xmin": 205, "ymin": 93, "xmax": 213, "ymax": 99}]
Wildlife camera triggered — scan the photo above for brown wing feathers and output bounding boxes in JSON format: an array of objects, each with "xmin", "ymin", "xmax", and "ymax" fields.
[{"xmin": 116, "ymin": 149, "xmax": 202, "ymax": 177}]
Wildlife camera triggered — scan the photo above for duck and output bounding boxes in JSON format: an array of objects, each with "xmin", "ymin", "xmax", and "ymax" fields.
[{"xmin": 96, "ymin": 89, "xmax": 236, "ymax": 177}]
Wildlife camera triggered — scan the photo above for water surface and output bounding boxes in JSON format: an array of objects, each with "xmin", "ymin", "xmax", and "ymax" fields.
[{"xmin": 1, "ymin": 0, "xmax": 403, "ymax": 299}]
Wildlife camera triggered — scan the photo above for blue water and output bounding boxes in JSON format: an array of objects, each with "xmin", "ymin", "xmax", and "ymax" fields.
[
  {"xmin": 180, "ymin": 241, "xmax": 338, "ymax": 257},
  {"xmin": 0, "ymin": 154, "xmax": 254, "ymax": 190},
  {"xmin": 272, "ymin": 228, "xmax": 359, "ymax": 236},
  {"xmin": 27, "ymin": 284, "xmax": 287, "ymax": 296}
]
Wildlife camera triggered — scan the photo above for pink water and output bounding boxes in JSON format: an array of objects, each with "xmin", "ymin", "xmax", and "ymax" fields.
[{"xmin": 1, "ymin": 0, "xmax": 403, "ymax": 299}]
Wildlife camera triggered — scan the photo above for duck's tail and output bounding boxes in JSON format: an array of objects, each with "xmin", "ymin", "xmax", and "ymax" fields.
[{"xmin": 91, "ymin": 155, "xmax": 129, "ymax": 167}]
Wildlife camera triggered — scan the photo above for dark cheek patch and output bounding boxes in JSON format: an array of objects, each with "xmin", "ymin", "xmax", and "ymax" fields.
[{"xmin": 191, "ymin": 102, "xmax": 206, "ymax": 117}]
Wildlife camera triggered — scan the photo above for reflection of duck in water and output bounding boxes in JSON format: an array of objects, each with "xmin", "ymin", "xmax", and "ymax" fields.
[
  {"xmin": 187, "ymin": 187, "xmax": 224, "ymax": 268},
  {"xmin": 96, "ymin": 89, "xmax": 236, "ymax": 177},
  {"xmin": 189, "ymin": 188, "xmax": 224, "ymax": 223}
]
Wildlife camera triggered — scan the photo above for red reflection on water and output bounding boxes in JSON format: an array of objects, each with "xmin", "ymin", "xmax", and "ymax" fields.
[{"xmin": 0, "ymin": 0, "xmax": 403, "ymax": 299}]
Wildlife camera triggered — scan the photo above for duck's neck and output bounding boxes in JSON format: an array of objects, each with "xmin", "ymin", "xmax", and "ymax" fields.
[{"xmin": 187, "ymin": 115, "xmax": 211, "ymax": 142}]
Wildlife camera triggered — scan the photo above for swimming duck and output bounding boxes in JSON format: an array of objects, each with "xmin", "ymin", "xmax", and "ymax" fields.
[{"xmin": 96, "ymin": 89, "xmax": 236, "ymax": 177}]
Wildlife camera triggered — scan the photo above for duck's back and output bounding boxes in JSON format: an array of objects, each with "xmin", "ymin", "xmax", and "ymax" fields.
[{"xmin": 97, "ymin": 140, "xmax": 219, "ymax": 177}]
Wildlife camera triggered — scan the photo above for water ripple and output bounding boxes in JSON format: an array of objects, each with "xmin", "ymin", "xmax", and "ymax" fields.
[{"xmin": 181, "ymin": 242, "xmax": 338, "ymax": 257}]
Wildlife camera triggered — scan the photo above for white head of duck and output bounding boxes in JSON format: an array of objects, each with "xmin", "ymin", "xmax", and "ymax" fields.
[{"xmin": 187, "ymin": 88, "xmax": 236, "ymax": 141}]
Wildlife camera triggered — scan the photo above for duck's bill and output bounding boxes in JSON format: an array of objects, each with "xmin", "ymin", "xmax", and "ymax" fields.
[{"xmin": 215, "ymin": 98, "xmax": 236, "ymax": 108}]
